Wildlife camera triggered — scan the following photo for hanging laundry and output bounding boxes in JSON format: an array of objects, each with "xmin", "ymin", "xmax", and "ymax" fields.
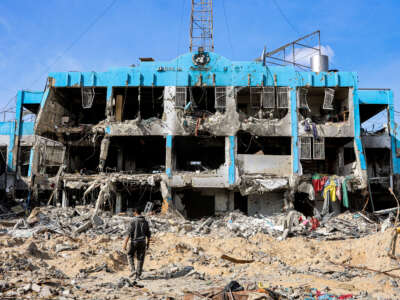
[
  {"xmin": 321, "ymin": 189, "xmax": 330, "ymax": 216},
  {"xmin": 311, "ymin": 122, "xmax": 318, "ymax": 139},
  {"xmin": 312, "ymin": 174, "xmax": 321, "ymax": 192},
  {"xmin": 334, "ymin": 178, "xmax": 342, "ymax": 201},
  {"xmin": 323, "ymin": 180, "xmax": 336, "ymax": 203},
  {"xmin": 312, "ymin": 174, "xmax": 328, "ymax": 193},
  {"xmin": 336, "ymin": 185, "xmax": 342, "ymax": 201},
  {"xmin": 342, "ymin": 178, "xmax": 349, "ymax": 208},
  {"xmin": 321, "ymin": 176, "xmax": 328, "ymax": 187}
]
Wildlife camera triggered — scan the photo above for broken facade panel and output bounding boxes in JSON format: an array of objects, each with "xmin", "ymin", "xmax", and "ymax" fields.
[{"xmin": 0, "ymin": 51, "xmax": 398, "ymax": 218}]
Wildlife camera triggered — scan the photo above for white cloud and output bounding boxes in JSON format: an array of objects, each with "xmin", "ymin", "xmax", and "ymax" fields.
[
  {"xmin": 53, "ymin": 55, "xmax": 84, "ymax": 72},
  {"xmin": 294, "ymin": 44, "xmax": 335, "ymax": 67}
]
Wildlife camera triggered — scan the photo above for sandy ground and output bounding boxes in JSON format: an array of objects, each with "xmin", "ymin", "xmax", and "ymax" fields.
[{"xmin": 1, "ymin": 225, "xmax": 400, "ymax": 299}]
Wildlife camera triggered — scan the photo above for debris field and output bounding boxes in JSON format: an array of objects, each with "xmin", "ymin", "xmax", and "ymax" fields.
[{"xmin": 1, "ymin": 206, "xmax": 400, "ymax": 299}]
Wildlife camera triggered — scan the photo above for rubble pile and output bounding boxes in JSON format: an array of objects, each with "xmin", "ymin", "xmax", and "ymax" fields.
[
  {"xmin": 1, "ymin": 206, "xmax": 400, "ymax": 299},
  {"xmin": 2, "ymin": 206, "xmax": 384, "ymax": 242},
  {"xmin": 184, "ymin": 284, "xmax": 366, "ymax": 299}
]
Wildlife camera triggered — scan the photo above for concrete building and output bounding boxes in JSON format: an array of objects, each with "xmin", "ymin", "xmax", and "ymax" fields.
[{"xmin": 1, "ymin": 48, "xmax": 399, "ymax": 218}]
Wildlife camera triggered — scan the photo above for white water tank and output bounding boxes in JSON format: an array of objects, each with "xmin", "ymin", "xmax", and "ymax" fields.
[{"xmin": 311, "ymin": 54, "xmax": 329, "ymax": 72}]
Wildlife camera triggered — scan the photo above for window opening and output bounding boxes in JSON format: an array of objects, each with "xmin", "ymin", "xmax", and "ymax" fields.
[
  {"xmin": 323, "ymin": 88, "xmax": 335, "ymax": 110},
  {"xmin": 298, "ymin": 88, "xmax": 310, "ymax": 110},
  {"xmin": 82, "ymin": 87, "xmax": 95, "ymax": 109},
  {"xmin": 250, "ymin": 87, "xmax": 262, "ymax": 109},
  {"xmin": 175, "ymin": 87, "xmax": 187, "ymax": 108},
  {"xmin": 262, "ymin": 87, "xmax": 275, "ymax": 109},
  {"xmin": 215, "ymin": 87, "xmax": 226, "ymax": 111},
  {"xmin": 313, "ymin": 137, "xmax": 325, "ymax": 160},
  {"xmin": 300, "ymin": 137, "xmax": 312, "ymax": 160},
  {"xmin": 298, "ymin": 87, "xmax": 349, "ymax": 124},
  {"xmin": 276, "ymin": 87, "xmax": 289, "ymax": 108}
]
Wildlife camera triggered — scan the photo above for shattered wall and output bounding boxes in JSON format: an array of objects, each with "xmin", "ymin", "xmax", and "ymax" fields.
[{"xmin": 3, "ymin": 51, "xmax": 397, "ymax": 217}]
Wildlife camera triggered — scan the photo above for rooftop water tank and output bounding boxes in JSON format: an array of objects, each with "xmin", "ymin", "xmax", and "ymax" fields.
[{"xmin": 311, "ymin": 54, "xmax": 329, "ymax": 72}]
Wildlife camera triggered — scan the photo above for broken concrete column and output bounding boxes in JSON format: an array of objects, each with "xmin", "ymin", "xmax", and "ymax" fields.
[
  {"xmin": 62, "ymin": 190, "xmax": 68, "ymax": 208},
  {"xmin": 93, "ymin": 180, "xmax": 114, "ymax": 216},
  {"xmin": 165, "ymin": 135, "xmax": 173, "ymax": 178},
  {"xmin": 164, "ymin": 86, "xmax": 178, "ymax": 134},
  {"xmin": 354, "ymin": 139, "xmax": 368, "ymax": 189},
  {"xmin": 116, "ymin": 192, "xmax": 122, "ymax": 214},
  {"xmin": 83, "ymin": 180, "xmax": 100, "ymax": 205},
  {"xmin": 98, "ymin": 137, "xmax": 110, "ymax": 172},
  {"xmin": 160, "ymin": 179, "xmax": 172, "ymax": 213}
]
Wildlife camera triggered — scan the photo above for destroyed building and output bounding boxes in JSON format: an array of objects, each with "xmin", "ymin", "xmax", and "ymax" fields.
[{"xmin": 1, "ymin": 32, "xmax": 399, "ymax": 219}]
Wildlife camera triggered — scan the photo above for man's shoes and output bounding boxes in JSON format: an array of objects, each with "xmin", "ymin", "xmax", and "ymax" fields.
[
  {"xmin": 129, "ymin": 271, "xmax": 136, "ymax": 278},
  {"xmin": 135, "ymin": 274, "xmax": 142, "ymax": 280}
]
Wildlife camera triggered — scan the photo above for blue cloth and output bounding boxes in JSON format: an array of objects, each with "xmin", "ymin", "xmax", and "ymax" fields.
[
  {"xmin": 304, "ymin": 120, "xmax": 311, "ymax": 132},
  {"xmin": 311, "ymin": 122, "xmax": 318, "ymax": 138}
]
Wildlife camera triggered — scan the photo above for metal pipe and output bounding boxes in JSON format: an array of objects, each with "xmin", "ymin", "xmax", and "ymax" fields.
[{"xmin": 266, "ymin": 30, "xmax": 320, "ymax": 57}]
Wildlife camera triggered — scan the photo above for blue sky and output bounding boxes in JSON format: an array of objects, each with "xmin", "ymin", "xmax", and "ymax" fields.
[{"xmin": 0, "ymin": 0, "xmax": 399, "ymax": 125}]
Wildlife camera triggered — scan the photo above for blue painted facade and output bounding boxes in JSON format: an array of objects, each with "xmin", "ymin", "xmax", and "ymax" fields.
[
  {"xmin": 47, "ymin": 53, "xmax": 357, "ymax": 89},
  {"xmin": 44, "ymin": 52, "xmax": 398, "ymax": 177},
  {"xmin": 2, "ymin": 52, "xmax": 399, "ymax": 191},
  {"xmin": 0, "ymin": 90, "xmax": 39, "ymax": 173}
]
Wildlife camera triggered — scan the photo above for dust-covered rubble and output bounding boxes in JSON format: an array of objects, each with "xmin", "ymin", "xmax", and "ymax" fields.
[
  {"xmin": 1, "ymin": 206, "xmax": 399, "ymax": 299},
  {"xmin": 2, "ymin": 205, "xmax": 384, "ymax": 242}
]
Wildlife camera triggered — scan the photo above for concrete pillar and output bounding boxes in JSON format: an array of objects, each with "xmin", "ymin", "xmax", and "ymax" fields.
[
  {"xmin": 337, "ymin": 147, "xmax": 344, "ymax": 175},
  {"xmin": 163, "ymin": 86, "xmax": 177, "ymax": 135},
  {"xmin": 98, "ymin": 137, "xmax": 110, "ymax": 172},
  {"xmin": 290, "ymin": 86, "xmax": 299, "ymax": 175},
  {"xmin": 160, "ymin": 180, "xmax": 172, "ymax": 213},
  {"xmin": 62, "ymin": 190, "xmax": 68, "ymax": 208},
  {"xmin": 116, "ymin": 192, "xmax": 122, "ymax": 214},
  {"xmin": 215, "ymin": 190, "xmax": 228, "ymax": 214},
  {"xmin": 225, "ymin": 136, "xmax": 237, "ymax": 186},
  {"xmin": 164, "ymin": 86, "xmax": 175, "ymax": 180},
  {"xmin": 166, "ymin": 135, "xmax": 173, "ymax": 178},
  {"xmin": 106, "ymin": 86, "xmax": 115, "ymax": 121},
  {"xmin": 115, "ymin": 94, "xmax": 124, "ymax": 121}
]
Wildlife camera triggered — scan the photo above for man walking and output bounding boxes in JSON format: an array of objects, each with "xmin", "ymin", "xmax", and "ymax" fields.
[{"xmin": 123, "ymin": 208, "xmax": 151, "ymax": 280}]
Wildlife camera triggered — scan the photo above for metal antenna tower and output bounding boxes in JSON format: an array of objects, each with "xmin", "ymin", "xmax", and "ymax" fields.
[{"xmin": 190, "ymin": 0, "xmax": 214, "ymax": 52}]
